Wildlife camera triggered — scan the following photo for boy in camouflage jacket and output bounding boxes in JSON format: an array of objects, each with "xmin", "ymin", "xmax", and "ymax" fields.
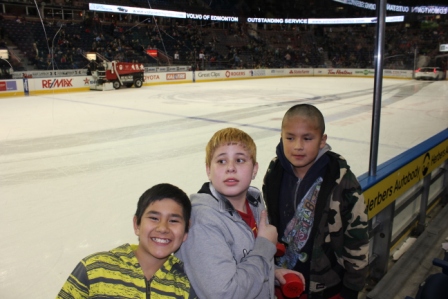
[{"xmin": 263, "ymin": 104, "xmax": 369, "ymax": 299}]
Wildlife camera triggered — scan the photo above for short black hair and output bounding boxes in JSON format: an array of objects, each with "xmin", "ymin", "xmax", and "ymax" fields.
[
  {"xmin": 135, "ymin": 183, "xmax": 191, "ymax": 232},
  {"xmin": 282, "ymin": 104, "xmax": 325, "ymax": 135}
]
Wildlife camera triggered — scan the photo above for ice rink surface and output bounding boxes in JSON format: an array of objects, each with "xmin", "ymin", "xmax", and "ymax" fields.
[{"xmin": 1, "ymin": 77, "xmax": 447, "ymax": 298}]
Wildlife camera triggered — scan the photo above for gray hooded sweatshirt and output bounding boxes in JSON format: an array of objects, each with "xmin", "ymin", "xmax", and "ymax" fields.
[{"xmin": 176, "ymin": 182, "xmax": 276, "ymax": 299}]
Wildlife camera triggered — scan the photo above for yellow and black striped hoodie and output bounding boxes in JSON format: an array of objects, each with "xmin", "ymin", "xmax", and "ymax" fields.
[{"xmin": 57, "ymin": 243, "xmax": 196, "ymax": 299}]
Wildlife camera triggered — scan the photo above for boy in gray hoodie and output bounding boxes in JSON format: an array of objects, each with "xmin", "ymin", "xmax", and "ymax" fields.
[{"xmin": 177, "ymin": 127, "xmax": 304, "ymax": 299}]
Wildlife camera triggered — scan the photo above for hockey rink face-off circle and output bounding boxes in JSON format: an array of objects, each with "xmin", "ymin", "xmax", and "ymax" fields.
[{"xmin": 0, "ymin": 77, "xmax": 447, "ymax": 298}]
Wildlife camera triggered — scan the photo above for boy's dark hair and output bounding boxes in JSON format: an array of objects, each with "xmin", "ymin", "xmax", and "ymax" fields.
[
  {"xmin": 135, "ymin": 183, "xmax": 191, "ymax": 232},
  {"xmin": 282, "ymin": 104, "xmax": 326, "ymax": 135}
]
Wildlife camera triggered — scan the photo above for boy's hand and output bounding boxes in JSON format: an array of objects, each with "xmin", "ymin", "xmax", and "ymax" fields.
[
  {"xmin": 257, "ymin": 210, "xmax": 278, "ymax": 245},
  {"xmin": 275, "ymin": 268, "xmax": 305, "ymax": 286}
]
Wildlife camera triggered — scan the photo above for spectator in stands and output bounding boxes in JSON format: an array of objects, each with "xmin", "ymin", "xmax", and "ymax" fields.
[
  {"xmin": 285, "ymin": 52, "xmax": 291, "ymax": 66},
  {"xmin": 0, "ymin": 25, "xmax": 4, "ymax": 41},
  {"xmin": 109, "ymin": 20, "xmax": 116, "ymax": 36},
  {"xmin": 209, "ymin": 55, "xmax": 216, "ymax": 69}
]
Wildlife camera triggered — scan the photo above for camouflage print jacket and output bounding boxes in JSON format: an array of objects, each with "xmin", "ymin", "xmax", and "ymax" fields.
[{"xmin": 263, "ymin": 148, "xmax": 369, "ymax": 299}]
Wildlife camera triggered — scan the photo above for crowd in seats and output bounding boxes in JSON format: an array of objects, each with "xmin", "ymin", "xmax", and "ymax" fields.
[{"xmin": 0, "ymin": 10, "xmax": 446, "ymax": 71}]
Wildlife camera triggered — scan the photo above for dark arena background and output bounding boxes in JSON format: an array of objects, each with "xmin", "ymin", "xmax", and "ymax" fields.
[
  {"xmin": 0, "ymin": 1, "xmax": 447, "ymax": 299},
  {"xmin": 0, "ymin": 0, "xmax": 447, "ymax": 74}
]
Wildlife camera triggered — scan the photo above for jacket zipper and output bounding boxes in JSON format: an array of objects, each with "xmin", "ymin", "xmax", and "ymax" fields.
[
  {"xmin": 146, "ymin": 278, "xmax": 153, "ymax": 299},
  {"xmin": 293, "ymin": 177, "xmax": 302, "ymax": 210}
]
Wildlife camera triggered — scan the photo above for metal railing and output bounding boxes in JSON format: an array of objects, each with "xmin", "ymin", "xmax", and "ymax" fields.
[{"xmin": 358, "ymin": 129, "xmax": 448, "ymax": 296}]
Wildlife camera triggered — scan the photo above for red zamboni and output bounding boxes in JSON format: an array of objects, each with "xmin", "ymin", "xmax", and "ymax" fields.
[{"xmin": 91, "ymin": 61, "xmax": 145, "ymax": 90}]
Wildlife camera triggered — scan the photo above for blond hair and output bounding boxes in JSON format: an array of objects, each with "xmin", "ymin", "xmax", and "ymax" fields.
[{"xmin": 205, "ymin": 127, "xmax": 257, "ymax": 166}]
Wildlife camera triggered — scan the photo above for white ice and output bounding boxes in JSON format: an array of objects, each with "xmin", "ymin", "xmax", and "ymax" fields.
[{"xmin": 0, "ymin": 77, "xmax": 447, "ymax": 298}]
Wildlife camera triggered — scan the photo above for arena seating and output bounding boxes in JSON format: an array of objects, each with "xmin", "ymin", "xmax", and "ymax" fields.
[{"xmin": 0, "ymin": 1, "xmax": 445, "ymax": 71}]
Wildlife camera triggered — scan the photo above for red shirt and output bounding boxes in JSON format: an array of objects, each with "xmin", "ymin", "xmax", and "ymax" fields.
[{"xmin": 238, "ymin": 200, "xmax": 258, "ymax": 238}]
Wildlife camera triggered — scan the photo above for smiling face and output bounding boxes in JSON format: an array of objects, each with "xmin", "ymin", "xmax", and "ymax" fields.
[
  {"xmin": 206, "ymin": 143, "xmax": 258, "ymax": 209},
  {"xmin": 281, "ymin": 115, "xmax": 327, "ymax": 179},
  {"xmin": 133, "ymin": 199, "xmax": 188, "ymax": 269}
]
